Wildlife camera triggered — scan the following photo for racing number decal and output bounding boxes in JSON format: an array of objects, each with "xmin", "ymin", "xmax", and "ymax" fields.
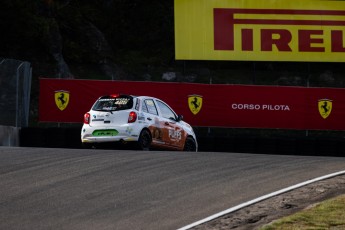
[
  {"xmin": 166, "ymin": 122, "xmax": 185, "ymax": 149},
  {"xmin": 169, "ymin": 129, "xmax": 182, "ymax": 140}
]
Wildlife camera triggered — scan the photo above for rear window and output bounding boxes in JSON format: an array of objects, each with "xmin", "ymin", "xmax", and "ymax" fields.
[{"xmin": 92, "ymin": 95, "xmax": 133, "ymax": 112}]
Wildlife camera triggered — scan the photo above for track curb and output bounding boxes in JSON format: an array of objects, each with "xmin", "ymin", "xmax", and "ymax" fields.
[{"xmin": 178, "ymin": 170, "xmax": 345, "ymax": 230}]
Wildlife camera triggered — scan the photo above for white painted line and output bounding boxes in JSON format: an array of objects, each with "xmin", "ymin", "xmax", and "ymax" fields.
[{"xmin": 178, "ymin": 170, "xmax": 345, "ymax": 230}]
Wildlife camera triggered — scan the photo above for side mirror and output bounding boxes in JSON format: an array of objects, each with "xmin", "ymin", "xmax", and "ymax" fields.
[{"xmin": 177, "ymin": 114, "xmax": 183, "ymax": 122}]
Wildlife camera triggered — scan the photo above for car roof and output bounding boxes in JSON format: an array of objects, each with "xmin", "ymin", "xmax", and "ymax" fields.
[{"xmin": 98, "ymin": 94, "xmax": 158, "ymax": 101}]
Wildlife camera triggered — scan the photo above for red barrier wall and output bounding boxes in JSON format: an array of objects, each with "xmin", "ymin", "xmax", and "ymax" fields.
[{"xmin": 39, "ymin": 79, "xmax": 345, "ymax": 130}]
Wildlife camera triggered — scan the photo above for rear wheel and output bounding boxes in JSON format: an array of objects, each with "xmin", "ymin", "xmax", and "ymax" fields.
[
  {"xmin": 138, "ymin": 129, "xmax": 152, "ymax": 150},
  {"xmin": 183, "ymin": 137, "xmax": 196, "ymax": 152}
]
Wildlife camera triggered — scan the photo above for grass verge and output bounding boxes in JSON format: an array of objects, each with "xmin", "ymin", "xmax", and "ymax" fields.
[{"xmin": 260, "ymin": 194, "xmax": 345, "ymax": 229}]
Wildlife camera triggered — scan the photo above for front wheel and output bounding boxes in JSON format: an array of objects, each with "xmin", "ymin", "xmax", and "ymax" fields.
[
  {"xmin": 183, "ymin": 137, "xmax": 197, "ymax": 152},
  {"xmin": 138, "ymin": 129, "xmax": 152, "ymax": 150}
]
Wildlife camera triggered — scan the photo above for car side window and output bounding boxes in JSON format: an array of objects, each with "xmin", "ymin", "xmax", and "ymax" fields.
[
  {"xmin": 135, "ymin": 98, "xmax": 140, "ymax": 111},
  {"xmin": 156, "ymin": 100, "xmax": 176, "ymax": 120},
  {"xmin": 141, "ymin": 100, "xmax": 148, "ymax": 113},
  {"xmin": 144, "ymin": 99, "xmax": 158, "ymax": 115}
]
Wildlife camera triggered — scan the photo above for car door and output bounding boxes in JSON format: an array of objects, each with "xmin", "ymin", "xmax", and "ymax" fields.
[
  {"xmin": 155, "ymin": 100, "xmax": 185, "ymax": 149},
  {"xmin": 141, "ymin": 98, "xmax": 167, "ymax": 146}
]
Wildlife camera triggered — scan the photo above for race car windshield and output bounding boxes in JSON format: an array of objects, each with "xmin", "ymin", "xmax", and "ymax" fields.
[{"xmin": 92, "ymin": 96, "xmax": 133, "ymax": 112}]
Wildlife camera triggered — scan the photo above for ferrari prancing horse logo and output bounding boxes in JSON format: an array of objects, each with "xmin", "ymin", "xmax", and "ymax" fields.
[
  {"xmin": 188, "ymin": 94, "xmax": 202, "ymax": 115},
  {"xmin": 318, "ymin": 99, "xmax": 332, "ymax": 119},
  {"xmin": 55, "ymin": 90, "xmax": 70, "ymax": 111}
]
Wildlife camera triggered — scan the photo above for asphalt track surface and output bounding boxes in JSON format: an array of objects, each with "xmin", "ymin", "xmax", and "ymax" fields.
[{"xmin": 1, "ymin": 147, "xmax": 345, "ymax": 230}]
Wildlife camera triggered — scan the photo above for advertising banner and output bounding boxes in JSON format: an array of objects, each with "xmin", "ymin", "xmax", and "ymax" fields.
[
  {"xmin": 40, "ymin": 79, "xmax": 345, "ymax": 130},
  {"xmin": 174, "ymin": 0, "xmax": 345, "ymax": 62}
]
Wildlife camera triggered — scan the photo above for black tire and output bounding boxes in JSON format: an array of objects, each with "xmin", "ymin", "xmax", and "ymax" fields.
[
  {"xmin": 138, "ymin": 129, "xmax": 152, "ymax": 150},
  {"xmin": 183, "ymin": 136, "xmax": 197, "ymax": 152}
]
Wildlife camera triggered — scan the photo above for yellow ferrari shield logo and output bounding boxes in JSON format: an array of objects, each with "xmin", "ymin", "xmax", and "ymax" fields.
[
  {"xmin": 55, "ymin": 90, "xmax": 70, "ymax": 111},
  {"xmin": 188, "ymin": 95, "xmax": 202, "ymax": 115},
  {"xmin": 318, "ymin": 99, "xmax": 332, "ymax": 119}
]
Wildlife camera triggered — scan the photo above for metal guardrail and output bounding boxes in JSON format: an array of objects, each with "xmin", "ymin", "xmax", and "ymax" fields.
[
  {"xmin": 0, "ymin": 126, "xmax": 19, "ymax": 146},
  {"xmin": 0, "ymin": 58, "xmax": 32, "ymax": 127}
]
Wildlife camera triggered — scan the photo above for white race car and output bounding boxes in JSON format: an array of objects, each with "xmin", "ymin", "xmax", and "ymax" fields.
[{"xmin": 81, "ymin": 94, "xmax": 198, "ymax": 151}]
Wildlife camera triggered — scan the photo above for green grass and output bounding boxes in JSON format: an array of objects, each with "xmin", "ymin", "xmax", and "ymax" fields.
[{"xmin": 260, "ymin": 195, "xmax": 345, "ymax": 230}]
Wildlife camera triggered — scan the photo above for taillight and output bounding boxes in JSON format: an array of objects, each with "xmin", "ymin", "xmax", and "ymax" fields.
[
  {"xmin": 128, "ymin": 111, "xmax": 137, "ymax": 123},
  {"xmin": 84, "ymin": 113, "xmax": 90, "ymax": 124},
  {"xmin": 110, "ymin": 94, "xmax": 119, "ymax": 98}
]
